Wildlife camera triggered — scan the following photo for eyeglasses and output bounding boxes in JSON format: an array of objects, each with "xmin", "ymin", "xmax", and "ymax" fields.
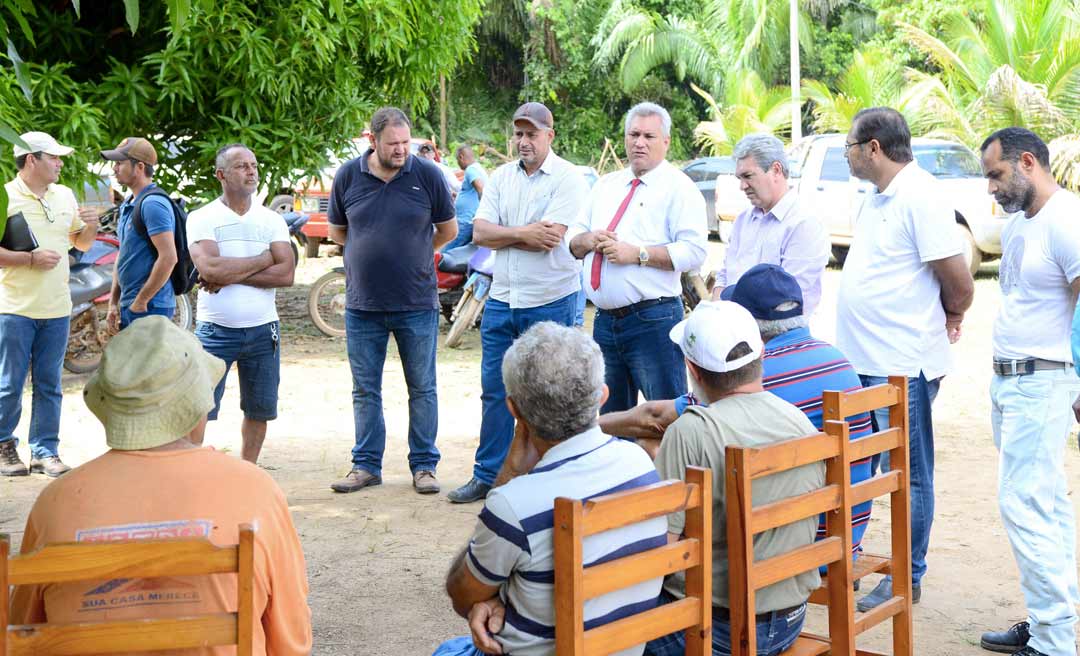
[
  {"xmin": 843, "ymin": 139, "xmax": 872, "ymax": 155},
  {"xmin": 37, "ymin": 197, "xmax": 54, "ymax": 223}
]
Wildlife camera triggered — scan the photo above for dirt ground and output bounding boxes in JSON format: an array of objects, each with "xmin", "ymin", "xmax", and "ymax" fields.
[{"xmin": 3, "ymin": 242, "xmax": 1080, "ymax": 655}]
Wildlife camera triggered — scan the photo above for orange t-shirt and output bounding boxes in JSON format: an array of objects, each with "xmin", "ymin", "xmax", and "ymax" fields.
[{"xmin": 10, "ymin": 447, "xmax": 312, "ymax": 656}]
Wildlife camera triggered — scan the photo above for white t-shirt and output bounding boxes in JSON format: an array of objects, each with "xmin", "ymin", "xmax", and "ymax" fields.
[
  {"xmin": 836, "ymin": 163, "xmax": 963, "ymax": 380},
  {"xmin": 187, "ymin": 199, "xmax": 290, "ymax": 328},
  {"xmin": 993, "ymin": 190, "xmax": 1080, "ymax": 362}
]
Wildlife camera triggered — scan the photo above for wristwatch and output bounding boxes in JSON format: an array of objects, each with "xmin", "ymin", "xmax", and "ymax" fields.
[{"xmin": 638, "ymin": 246, "xmax": 649, "ymax": 266}]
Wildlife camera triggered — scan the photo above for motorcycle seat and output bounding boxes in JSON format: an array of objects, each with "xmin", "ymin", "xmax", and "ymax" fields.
[
  {"xmin": 70, "ymin": 262, "xmax": 93, "ymax": 274},
  {"xmin": 438, "ymin": 244, "xmax": 478, "ymax": 274}
]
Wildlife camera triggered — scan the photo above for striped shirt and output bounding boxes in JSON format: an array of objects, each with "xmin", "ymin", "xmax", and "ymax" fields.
[
  {"xmin": 465, "ymin": 426, "xmax": 666, "ymax": 656},
  {"xmin": 676, "ymin": 327, "xmax": 873, "ymax": 552}
]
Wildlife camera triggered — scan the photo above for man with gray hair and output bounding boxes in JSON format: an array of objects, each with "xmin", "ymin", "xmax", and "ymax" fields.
[
  {"xmin": 711, "ymin": 133, "xmax": 829, "ymax": 316},
  {"xmin": 569, "ymin": 102, "xmax": 708, "ymax": 417},
  {"xmin": 442, "ymin": 322, "xmax": 666, "ymax": 656}
]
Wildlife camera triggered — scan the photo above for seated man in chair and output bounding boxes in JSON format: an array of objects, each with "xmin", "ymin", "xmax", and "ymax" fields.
[
  {"xmin": 9, "ymin": 316, "xmax": 312, "ymax": 656},
  {"xmin": 442, "ymin": 322, "xmax": 667, "ymax": 656},
  {"xmin": 646, "ymin": 300, "xmax": 825, "ymax": 656}
]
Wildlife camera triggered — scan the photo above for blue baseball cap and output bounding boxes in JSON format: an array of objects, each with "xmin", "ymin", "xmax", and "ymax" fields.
[{"xmin": 719, "ymin": 264, "xmax": 804, "ymax": 320}]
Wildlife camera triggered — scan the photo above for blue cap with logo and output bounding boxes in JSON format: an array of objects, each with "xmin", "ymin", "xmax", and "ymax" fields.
[{"xmin": 720, "ymin": 263, "xmax": 804, "ymax": 320}]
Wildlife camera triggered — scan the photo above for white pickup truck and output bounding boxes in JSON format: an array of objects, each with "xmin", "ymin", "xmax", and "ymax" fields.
[{"xmin": 715, "ymin": 133, "xmax": 1008, "ymax": 274}]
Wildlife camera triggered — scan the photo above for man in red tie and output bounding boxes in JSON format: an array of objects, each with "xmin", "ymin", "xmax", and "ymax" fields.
[
  {"xmin": 568, "ymin": 102, "xmax": 709, "ymax": 417},
  {"xmin": 447, "ymin": 102, "xmax": 590, "ymax": 504}
]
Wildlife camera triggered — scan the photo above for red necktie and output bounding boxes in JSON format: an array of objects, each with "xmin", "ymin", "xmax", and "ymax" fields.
[{"xmin": 590, "ymin": 178, "xmax": 641, "ymax": 290}]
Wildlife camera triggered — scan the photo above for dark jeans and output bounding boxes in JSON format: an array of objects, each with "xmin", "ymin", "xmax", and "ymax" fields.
[
  {"xmin": 120, "ymin": 305, "xmax": 174, "ymax": 329},
  {"xmin": 195, "ymin": 321, "xmax": 281, "ymax": 422},
  {"xmin": 439, "ymin": 221, "xmax": 473, "ymax": 253},
  {"xmin": 0, "ymin": 314, "xmax": 69, "ymax": 458},
  {"xmin": 859, "ymin": 372, "xmax": 940, "ymax": 586},
  {"xmin": 473, "ymin": 293, "xmax": 577, "ymax": 484},
  {"xmin": 345, "ymin": 308, "xmax": 440, "ymax": 476},
  {"xmin": 645, "ymin": 592, "xmax": 806, "ymax": 656},
  {"xmin": 594, "ymin": 298, "xmax": 687, "ymax": 414}
]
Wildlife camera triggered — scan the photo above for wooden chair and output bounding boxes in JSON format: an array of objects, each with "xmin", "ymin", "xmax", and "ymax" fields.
[
  {"xmin": 554, "ymin": 467, "xmax": 712, "ymax": 655},
  {"xmin": 1, "ymin": 524, "xmax": 256, "ymax": 656}
]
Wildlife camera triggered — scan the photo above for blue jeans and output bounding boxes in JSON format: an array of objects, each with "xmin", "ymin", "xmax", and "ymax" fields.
[
  {"xmin": 594, "ymin": 298, "xmax": 687, "ymax": 414},
  {"xmin": 859, "ymin": 373, "xmax": 940, "ymax": 586},
  {"xmin": 345, "ymin": 309, "xmax": 440, "ymax": 476},
  {"xmin": 574, "ymin": 271, "xmax": 587, "ymax": 327},
  {"xmin": 120, "ymin": 305, "xmax": 174, "ymax": 329},
  {"xmin": 195, "ymin": 321, "xmax": 281, "ymax": 421},
  {"xmin": 645, "ymin": 592, "xmax": 806, "ymax": 656},
  {"xmin": 0, "ymin": 314, "xmax": 69, "ymax": 458},
  {"xmin": 473, "ymin": 293, "xmax": 577, "ymax": 484},
  {"xmin": 991, "ymin": 369, "xmax": 1080, "ymax": 656},
  {"xmin": 440, "ymin": 221, "xmax": 473, "ymax": 253}
]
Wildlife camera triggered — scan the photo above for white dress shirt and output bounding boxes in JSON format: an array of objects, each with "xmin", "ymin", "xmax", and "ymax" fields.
[
  {"xmin": 568, "ymin": 160, "xmax": 708, "ymax": 310},
  {"xmin": 716, "ymin": 190, "xmax": 830, "ymax": 315}
]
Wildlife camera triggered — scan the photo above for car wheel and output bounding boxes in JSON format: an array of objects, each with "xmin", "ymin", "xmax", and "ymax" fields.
[
  {"xmin": 957, "ymin": 223, "xmax": 982, "ymax": 276},
  {"xmin": 268, "ymin": 194, "xmax": 294, "ymax": 215}
]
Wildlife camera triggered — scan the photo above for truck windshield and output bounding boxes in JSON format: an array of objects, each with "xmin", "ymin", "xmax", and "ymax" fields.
[{"xmin": 914, "ymin": 145, "xmax": 982, "ymax": 178}]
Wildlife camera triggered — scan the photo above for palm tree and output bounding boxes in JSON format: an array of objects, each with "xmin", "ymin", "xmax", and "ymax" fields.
[
  {"xmin": 801, "ymin": 46, "xmax": 904, "ymax": 132},
  {"xmin": 691, "ymin": 72, "xmax": 795, "ymax": 154}
]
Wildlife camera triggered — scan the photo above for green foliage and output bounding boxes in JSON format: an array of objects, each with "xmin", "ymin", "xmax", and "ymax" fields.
[{"xmin": 692, "ymin": 72, "xmax": 795, "ymax": 155}]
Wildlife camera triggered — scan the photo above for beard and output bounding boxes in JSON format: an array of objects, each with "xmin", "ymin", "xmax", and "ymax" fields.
[
  {"xmin": 995, "ymin": 169, "xmax": 1036, "ymax": 214},
  {"xmin": 376, "ymin": 151, "xmax": 404, "ymax": 171}
]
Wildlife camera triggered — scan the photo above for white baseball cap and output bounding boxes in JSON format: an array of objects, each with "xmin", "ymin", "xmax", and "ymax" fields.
[
  {"xmin": 669, "ymin": 301, "xmax": 763, "ymax": 373},
  {"xmin": 13, "ymin": 131, "xmax": 74, "ymax": 158}
]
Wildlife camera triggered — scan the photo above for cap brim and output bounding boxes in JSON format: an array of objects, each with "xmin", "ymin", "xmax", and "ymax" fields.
[
  {"xmin": 513, "ymin": 117, "xmax": 551, "ymax": 130},
  {"xmin": 668, "ymin": 316, "xmax": 690, "ymax": 347},
  {"xmin": 720, "ymin": 286, "xmax": 735, "ymax": 301},
  {"xmin": 100, "ymin": 149, "xmax": 126, "ymax": 161},
  {"xmin": 43, "ymin": 144, "xmax": 74, "ymax": 156}
]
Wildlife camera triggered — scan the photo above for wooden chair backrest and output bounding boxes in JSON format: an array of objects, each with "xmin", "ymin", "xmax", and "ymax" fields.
[
  {"xmin": 1, "ymin": 524, "xmax": 255, "ymax": 656},
  {"xmin": 554, "ymin": 466, "xmax": 712, "ymax": 655}
]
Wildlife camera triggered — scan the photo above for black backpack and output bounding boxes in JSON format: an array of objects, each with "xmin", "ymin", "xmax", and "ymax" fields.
[{"xmin": 130, "ymin": 187, "xmax": 198, "ymax": 295}]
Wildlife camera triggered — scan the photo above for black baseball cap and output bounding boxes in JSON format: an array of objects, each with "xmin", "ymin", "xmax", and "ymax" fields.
[{"xmin": 720, "ymin": 264, "xmax": 804, "ymax": 320}]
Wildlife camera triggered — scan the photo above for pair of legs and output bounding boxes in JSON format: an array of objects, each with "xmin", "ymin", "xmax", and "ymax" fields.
[
  {"xmin": 645, "ymin": 591, "xmax": 805, "ymax": 656},
  {"xmin": 191, "ymin": 320, "xmax": 280, "ymax": 463},
  {"xmin": 471, "ymin": 293, "xmax": 577, "ymax": 485},
  {"xmin": 991, "ymin": 369, "xmax": 1079, "ymax": 656},
  {"xmin": 345, "ymin": 309, "xmax": 440, "ymax": 477},
  {"xmin": 594, "ymin": 298, "xmax": 687, "ymax": 415},
  {"xmin": 0, "ymin": 314, "xmax": 69, "ymax": 459}
]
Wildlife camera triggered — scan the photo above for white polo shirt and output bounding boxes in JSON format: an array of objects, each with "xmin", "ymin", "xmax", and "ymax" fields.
[
  {"xmin": 568, "ymin": 161, "xmax": 708, "ymax": 310},
  {"xmin": 836, "ymin": 162, "xmax": 962, "ymax": 380}
]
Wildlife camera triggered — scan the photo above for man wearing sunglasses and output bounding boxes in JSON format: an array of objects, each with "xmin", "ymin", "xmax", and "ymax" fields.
[{"xmin": 0, "ymin": 131, "xmax": 100, "ymax": 478}]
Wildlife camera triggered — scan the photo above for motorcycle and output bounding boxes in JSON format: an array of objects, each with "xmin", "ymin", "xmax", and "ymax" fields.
[
  {"xmin": 306, "ymin": 244, "xmax": 493, "ymax": 340},
  {"xmin": 279, "ymin": 210, "xmax": 310, "ymax": 264},
  {"xmin": 443, "ymin": 245, "xmax": 494, "ymax": 348}
]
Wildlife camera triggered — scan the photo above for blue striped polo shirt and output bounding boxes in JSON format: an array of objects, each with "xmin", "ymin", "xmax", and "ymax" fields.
[
  {"xmin": 465, "ymin": 426, "xmax": 667, "ymax": 656},
  {"xmin": 676, "ymin": 327, "xmax": 873, "ymax": 553}
]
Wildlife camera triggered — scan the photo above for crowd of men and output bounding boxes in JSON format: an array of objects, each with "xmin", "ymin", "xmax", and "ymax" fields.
[{"xmin": 1, "ymin": 101, "xmax": 1079, "ymax": 656}]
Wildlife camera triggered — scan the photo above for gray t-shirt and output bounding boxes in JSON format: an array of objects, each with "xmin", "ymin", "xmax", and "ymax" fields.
[{"xmin": 654, "ymin": 391, "xmax": 824, "ymax": 612}]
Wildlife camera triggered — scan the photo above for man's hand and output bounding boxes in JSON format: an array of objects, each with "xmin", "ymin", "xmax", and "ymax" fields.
[
  {"xmin": 517, "ymin": 221, "xmax": 563, "ymax": 252},
  {"xmin": 199, "ymin": 276, "xmax": 223, "ymax": 294},
  {"xmin": 106, "ymin": 304, "xmax": 120, "ymax": 335},
  {"xmin": 129, "ymin": 297, "xmax": 149, "ymax": 314},
  {"xmin": 599, "ymin": 238, "xmax": 641, "ymax": 265},
  {"xmin": 467, "ymin": 598, "xmax": 505, "ymax": 655},
  {"xmin": 946, "ymin": 312, "xmax": 963, "ymax": 344},
  {"xmin": 78, "ymin": 207, "xmax": 100, "ymax": 230},
  {"xmin": 29, "ymin": 250, "xmax": 61, "ymax": 271}
]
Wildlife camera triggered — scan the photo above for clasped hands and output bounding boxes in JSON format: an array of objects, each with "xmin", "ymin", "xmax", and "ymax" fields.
[{"xmin": 579, "ymin": 229, "xmax": 640, "ymax": 265}]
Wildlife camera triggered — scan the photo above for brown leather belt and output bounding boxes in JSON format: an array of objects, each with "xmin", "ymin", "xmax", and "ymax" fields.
[{"xmin": 991, "ymin": 358, "xmax": 1069, "ymax": 376}]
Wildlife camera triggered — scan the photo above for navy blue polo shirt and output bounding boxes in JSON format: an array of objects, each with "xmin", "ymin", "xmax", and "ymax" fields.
[{"xmin": 327, "ymin": 151, "xmax": 455, "ymax": 311}]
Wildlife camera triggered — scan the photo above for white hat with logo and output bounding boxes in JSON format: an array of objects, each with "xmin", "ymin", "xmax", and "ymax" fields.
[
  {"xmin": 13, "ymin": 131, "xmax": 74, "ymax": 158},
  {"xmin": 668, "ymin": 301, "xmax": 763, "ymax": 373}
]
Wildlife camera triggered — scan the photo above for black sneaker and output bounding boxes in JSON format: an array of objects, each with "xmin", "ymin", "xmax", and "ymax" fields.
[
  {"xmin": 447, "ymin": 477, "xmax": 492, "ymax": 504},
  {"xmin": 980, "ymin": 621, "xmax": 1030, "ymax": 653}
]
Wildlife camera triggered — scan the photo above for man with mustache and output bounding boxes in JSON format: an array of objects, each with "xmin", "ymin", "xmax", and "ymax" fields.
[
  {"xmin": 978, "ymin": 128, "xmax": 1080, "ymax": 656},
  {"xmin": 568, "ymin": 102, "xmax": 708, "ymax": 418}
]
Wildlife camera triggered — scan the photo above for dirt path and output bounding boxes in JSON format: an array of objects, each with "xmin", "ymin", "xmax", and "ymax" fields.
[{"xmin": 2, "ymin": 249, "xmax": 1078, "ymax": 655}]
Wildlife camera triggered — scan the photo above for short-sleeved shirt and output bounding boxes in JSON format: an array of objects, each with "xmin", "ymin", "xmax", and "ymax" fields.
[
  {"xmin": 995, "ymin": 190, "xmax": 1080, "ymax": 362},
  {"xmin": 1, "ymin": 176, "xmax": 84, "ymax": 318},
  {"xmin": 10, "ymin": 447, "xmax": 312, "ymax": 656},
  {"xmin": 474, "ymin": 151, "xmax": 587, "ymax": 308},
  {"xmin": 116, "ymin": 184, "xmax": 175, "ymax": 310},
  {"xmin": 187, "ymin": 199, "xmax": 290, "ymax": 328},
  {"xmin": 328, "ymin": 152, "xmax": 455, "ymax": 311},
  {"xmin": 465, "ymin": 427, "xmax": 666, "ymax": 656},
  {"xmin": 567, "ymin": 161, "xmax": 708, "ymax": 310},
  {"xmin": 455, "ymin": 162, "xmax": 487, "ymax": 224},
  {"xmin": 835, "ymin": 163, "xmax": 963, "ymax": 379},
  {"xmin": 655, "ymin": 392, "xmax": 823, "ymax": 612}
]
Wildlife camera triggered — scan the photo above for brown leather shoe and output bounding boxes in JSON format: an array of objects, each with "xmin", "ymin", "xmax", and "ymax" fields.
[
  {"xmin": 0, "ymin": 440, "xmax": 28, "ymax": 476},
  {"xmin": 30, "ymin": 456, "xmax": 71, "ymax": 478},
  {"xmin": 413, "ymin": 470, "xmax": 440, "ymax": 494},
  {"xmin": 330, "ymin": 468, "xmax": 381, "ymax": 493}
]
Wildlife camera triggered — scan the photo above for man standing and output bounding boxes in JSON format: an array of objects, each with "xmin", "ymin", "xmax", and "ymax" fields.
[
  {"xmin": 327, "ymin": 107, "xmax": 457, "ymax": 495},
  {"xmin": 101, "ymin": 137, "xmax": 178, "ymax": 330},
  {"xmin": 187, "ymin": 143, "xmax": 295, "ymax": 465},
  {"xmin": 418, "ymin": 141, "xmax": 463, "ymax": 197},
  {"xmin": 711, "ymin": 133, "xmax": 829, "ymax": 315},
  {"xmin": 448, "ymin": 102, "xmax": 588, "ymax": 503},
  {"xmin": 836, "ymin": 107, "xmax": 974, "ymax": 611},
  {"xmin": 569, "ymin": 102, "xmax": 708, "ymax": 415},
  {"xmin": 0, "ymin": 131, "xmax": 99, "ymax": 478},
  {"xmin": 440, "ymin": 145, "xmax": 486, "ymax": 252},
  {"xmin": 979, "ymin": 128, "xmax": 1080, "ymax": 656}
]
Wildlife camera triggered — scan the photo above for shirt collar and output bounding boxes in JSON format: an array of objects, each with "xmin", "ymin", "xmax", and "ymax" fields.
[
  {"xmin": 358, "ymin": 149, "xmax": 413, "ymax": 177},
  {"xmin": 11, "ymin": 175, "xmax": 52, "ymax": 200},
  {"xmin": 531, "ymin": 425, "xmax": 611, "ymax": 472},
  {"xmin": 764, "ymin": 326, "xmax": 811, "ymax": 349},
  {"xmin": 626, "ymin": 159, "xmax": 669, "ymax": 187},
  {"xmin": 518, "ymin": 150, "xmax": 558, "ymax": 177},
  {"xmin": 875, "ymin": 161, "xmax": 919, "ymax": 198},
  {"xmin": 751, "ymin": 188, "xmax": 798, "ymax": 223}
]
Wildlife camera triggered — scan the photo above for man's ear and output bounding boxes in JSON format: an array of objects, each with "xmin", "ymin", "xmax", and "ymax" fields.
[
  {"xmin": 685, "ymin": 359, "xmax": 702, "ymax": 384},
  {"xmin": 599, "ymin": 383, "xmax": 610, "ymax": 408},
  {"xmin": 506, "ymin": 397, "xmax": 522, "ymax": 422}
]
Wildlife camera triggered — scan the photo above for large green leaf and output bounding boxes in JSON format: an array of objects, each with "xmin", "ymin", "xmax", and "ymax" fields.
[
  {"xmin": 6, "ymin": 40, "xmax": 30, "ymax": 101},
  {"xmin": 124, "ymin": 0, "xmax": 140, "ymax": 33},
  {"xmin": 165, "ymin": 0, "xmax": 193, "ymax": 32}
]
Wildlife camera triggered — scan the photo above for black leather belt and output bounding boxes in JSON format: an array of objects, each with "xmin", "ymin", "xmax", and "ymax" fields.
[
  {"xmin": 713, "ymin": 602, "xmax": 805, "ymax": 624},
  {"xmin": 599, "ymin": 296, "xmax": 678, "ymax": 319},
  {"xmin": 992, "ymin": 358, "xmax": 1070, "ymax": 376}
]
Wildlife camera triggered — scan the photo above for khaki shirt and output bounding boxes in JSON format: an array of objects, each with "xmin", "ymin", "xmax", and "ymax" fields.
[
  {"xmin": 655, "ymin": 391, "xmax": 824, "ymax": 612},
  {"xmin": 2, "ymin": 176, "xmax": 83, "ymax": 318}
]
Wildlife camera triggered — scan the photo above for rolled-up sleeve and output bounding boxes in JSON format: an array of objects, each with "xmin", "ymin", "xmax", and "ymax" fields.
[{"xmin": 664, "ymin": 176, "xmax": 708, "ymax": 273}]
